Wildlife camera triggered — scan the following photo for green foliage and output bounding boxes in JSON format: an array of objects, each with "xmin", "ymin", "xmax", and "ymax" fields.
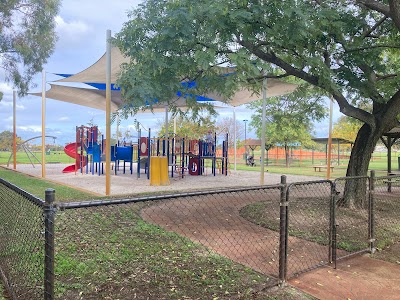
[
  {"xmin": 158, "ymin": 114, "xmax": 216, "ymax": 139},
  {"xmin": 332, "ymin": 116, "xmax": 362, "ymax": 143},
  {"xmin": 247, "ymin": 88, "xmax": 327, "ymax": 159},
  {"xmin": 0, "ymin": 130, "xmax": 22, "ymax": 151},
  {"xmin": 115, "ymin": 0, "xmax": 400, "ymax": 177},
  {"xmin": 0, "ymin": 0, "xmax": 60, "ymax": 95}
]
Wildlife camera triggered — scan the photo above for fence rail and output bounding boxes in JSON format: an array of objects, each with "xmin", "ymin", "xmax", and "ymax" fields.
[{"xmin": 1, "ymin": 172, "xmax": 400, "ymax": 299}]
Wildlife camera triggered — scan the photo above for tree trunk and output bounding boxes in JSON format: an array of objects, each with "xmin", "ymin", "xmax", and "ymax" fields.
[
  {"xmin": 343, "ymin": 123, "xmax": 381, "ymax": 208},
  {"xmin": 284, "ymin": 144, "xmax": 289, "ymax": 167}
]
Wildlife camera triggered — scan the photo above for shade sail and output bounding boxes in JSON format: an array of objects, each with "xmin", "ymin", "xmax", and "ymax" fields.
[
  {"xmin": 30, "ymin": 47, "xmax": 298, "ymax": 111},
  {"xmin": 30, "ymin": 84, "xmax": 121, "ymax": 111},
  {"xmin": 55, "ymin": 47, "xmax": 128, "ymax": 84},
  {"xmin": 30, "ymin": 83, "xmax": 225, "ymax": 113}
]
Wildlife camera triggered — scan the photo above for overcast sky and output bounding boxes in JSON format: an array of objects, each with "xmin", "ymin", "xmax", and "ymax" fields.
[{"xmin": 0, "ymin": 0, "xmax": 341, "ymax": 146}]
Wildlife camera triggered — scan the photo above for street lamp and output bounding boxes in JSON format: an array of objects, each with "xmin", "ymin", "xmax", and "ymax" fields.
[
  {"xmin": 243, "ymin": 119, "xmax": 248, "ymax": 143},
  {"xmin": 243, "ymin": 119, "xmax": 248, "ymax": 161}
]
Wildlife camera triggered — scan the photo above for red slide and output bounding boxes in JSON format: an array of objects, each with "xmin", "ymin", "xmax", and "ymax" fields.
[{"xmin": 62, "ymin": 142, "xmax": 86, "ymax": 173}]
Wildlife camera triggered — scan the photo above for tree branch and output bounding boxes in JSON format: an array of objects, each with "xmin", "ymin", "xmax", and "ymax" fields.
[
  {"xmin": 346, "ymin": 44, "xmax": 400, "ymax": 52},
  {"xmin": 357, "ymin": 0, "xmax": 400, "ymax": 30},
  {"xmin": 360, "ymin": 16, "xmax": 387, "ymax": 39},
  {"xmin": 377, "ymin": 74, "xmax": 398, "ymax": 81}
]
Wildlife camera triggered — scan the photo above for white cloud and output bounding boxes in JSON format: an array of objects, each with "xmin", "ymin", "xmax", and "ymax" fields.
[
  {"xmin": 17, "ymin": 125, "xmax": 42, "ymax": 133},
  {"xmin": 55, "ymin": 15, "xmax": 91, "ymax": 45},
  {"xmin": 58, "ymin": 116, "xmax": 70, "ymax": 121},
  {"xmin": 0, "ymin": 82, "xmax": 13, "ymax": 94}
]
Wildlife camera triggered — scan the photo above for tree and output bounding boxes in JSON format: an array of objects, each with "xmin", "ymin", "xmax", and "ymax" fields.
[
  {"xmin": 216, "ymin": 116, "xmax": 244, "ymax": 149},
  {"xmin": 332, "ymin": 116, "xmax": 362, "ymax": 144},
  {"xmin": 248, "ymin": 90, "xmax": 326, "ymax": 167},
  {"xmin": 0, "ymin": 0, "xmax": 60, "ymax": 95},
  {"xmin": 0, "ymin": 130, "xmax": 22, "ymax": 151},
  {"xmin": 157, "ymin": 114, "xmax": 216, "ymax": 140},
  {"xmin": 115, "ymin": 1, "xmax": 400, "ymax": 207}
]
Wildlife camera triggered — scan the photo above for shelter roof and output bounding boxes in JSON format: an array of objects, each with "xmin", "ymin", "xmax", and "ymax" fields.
[
  {"xmin": 244, "ymin": 139, "xmax": 262, "ymax": 147},
  {"xmin": 312, "ymin": 137, "xmax": 353, "ymax": 144},
  {"xmin": 382, "ymin": 126, "xmax": 400, "ymax": 138}
]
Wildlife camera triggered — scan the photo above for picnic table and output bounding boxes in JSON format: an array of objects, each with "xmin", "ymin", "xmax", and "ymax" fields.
[{"xmin": 312, "ymin": 165, "xmax": 334, "ymax": 172}]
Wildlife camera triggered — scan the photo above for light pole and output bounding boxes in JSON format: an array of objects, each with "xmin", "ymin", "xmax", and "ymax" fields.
[
  {"xmin": 243, "ymin": 119, "xmax": 248, "ymax": 143},
  {"xmin": 243, "ymin": 119, "xmax": 248, "ymax": 160}
]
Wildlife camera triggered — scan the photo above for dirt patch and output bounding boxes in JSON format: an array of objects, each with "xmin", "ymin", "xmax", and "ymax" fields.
[{"xmin": 373, "ymin": 240, "xmax": 400, "ymax": 264}]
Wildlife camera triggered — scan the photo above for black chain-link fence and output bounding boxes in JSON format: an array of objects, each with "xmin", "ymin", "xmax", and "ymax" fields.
[
  {"xmin": 284, "ymin": 180, "xmax": 333, "ymax": 278},
  {"xmin": 333, "ymin": 176, "xmax": 371, "ymax": 260},
  {"xmin": 54, "ymin": 186, "xmax": 283, "ymax": 299},
  {"xmin": 0, "ymin": 179, "xmax": 45, "ymax": 300},
  {"xmin": 370, "ymin": 173, "xmax": 400, "ymax": 263},
  {"xmin": 1, "ymin": 173, "xmax": 400, "ymax": 299}
]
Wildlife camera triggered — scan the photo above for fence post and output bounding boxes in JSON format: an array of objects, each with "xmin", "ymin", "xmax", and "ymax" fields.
[
  {"xmin": 329, "ymin": 181, "xmax": 338, "ymax": 267},
  {"xmin": 369, "ymin": 171, "xmax": 376, "ymax": 254},
  {"xmin": 278, "ymin": 175, "xmax": 287, "ymax": 284},
  {"xmin": 44, "ymin": 189, "xmax": 55, "ymax": 300}
]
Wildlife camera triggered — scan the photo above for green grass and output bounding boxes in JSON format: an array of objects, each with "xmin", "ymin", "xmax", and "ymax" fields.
[
  {"xmin": 240, "ymin": 193, "xmax": 400, "ymax": 254},
  {"xmin": 0, "ymin": 150, "xmax": 75, "ymax": 165},
  {"xmin": 0, "ymin": 166, "xmax": 315, "ymax": 299},
  {"xmin": 0, "ymin": 166, "xmax": 98, "ymax": 202}
]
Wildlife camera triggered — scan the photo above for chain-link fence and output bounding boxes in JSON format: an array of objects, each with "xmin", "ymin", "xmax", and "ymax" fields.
[
  {"xmin": 370, "ymin": 173, "xmax": 400, "ymax": 262},
  {"xmin": 283, "ymin": 180, "xmax": 333, "ymax": 278},
  {"xmin": 54, "ymin": 186, "xmax": 283, "ymax": 299},
  {"xmin": 1, "ymin": 173, "xmax": 400, "ymax": 299},
  {"xmin": 0, "ymin": 179, "xmax": 45, "ymax": 300},
  {"xmin": 333, "ymin": 176, "xmax": 371, "ymax": 260}
]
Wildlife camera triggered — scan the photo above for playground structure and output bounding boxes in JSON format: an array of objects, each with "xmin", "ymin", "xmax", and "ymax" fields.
[
  {"xmin": 7, "ymin": 135, "xmax": 58, "ymax": 168},
  {"xmin": 63, "ymin": 125, "xmax": 229, "ymax": 180},
  {"xmin": 138, "ymin": 129, "xmax": 229, "ymax": 180},
  {"xmin": 63, "ymin": 126, "xmax": 134, "ymax": 175}
]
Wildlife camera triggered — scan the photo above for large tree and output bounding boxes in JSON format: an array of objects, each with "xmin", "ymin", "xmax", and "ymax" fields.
[
  {"xmin": 157, "ymin": 114, "xmax": 216, "ymax": 139},
  {"xmin": 0, "ymin": 130, "xmax": 22, "ymax": 151},
  {"xmin": 248, "ymin": 90, "xmax": 326, "ymax": 167},
  {"xmin": 115, "ymin": 0, "xmax": 400, "ymax": 207},
  {"xmin": 0, "ymin": 0, "xmax": 60, "ymax": 95}
]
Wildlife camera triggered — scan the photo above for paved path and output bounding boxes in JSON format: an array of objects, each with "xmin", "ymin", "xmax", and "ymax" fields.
[
  {"xmin": 290, "ymin": 255, "xmax": 400, "ymax": 299},
  {"xmin": 142, "ymin": 189, "xmax": 400, "ymax": 300}
]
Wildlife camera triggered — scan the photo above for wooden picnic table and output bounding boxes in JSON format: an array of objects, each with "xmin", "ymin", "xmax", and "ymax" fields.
[{"xmin": 312, "ymin": 165, "xmax": 334, "ymax": 172}]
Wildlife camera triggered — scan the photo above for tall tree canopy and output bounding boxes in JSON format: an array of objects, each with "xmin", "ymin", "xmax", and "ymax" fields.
[
  {"xmin": 0, "ymin": 0, "xmax": 60, "ymax": 95},
  {"xmin": 157, "ymin": 114, "xmax": 216, "ymax": 139},
  {"xmin": 333, "ymin": 116, "xmax": 362, "ymax": 143},
  {"xmin": 115, "ymin": 0, "xmax": 400, "ymax": 206},
  {"xmin": 248, "ymin": 90, "xmax": 326, "ymax": 166}
]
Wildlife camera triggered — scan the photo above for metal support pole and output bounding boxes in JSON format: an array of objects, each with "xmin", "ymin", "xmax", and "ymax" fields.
[
  {"xmin": 41, "ymin": 70, "xmax": 46, "ymax": 178},
  {"xmin": 44, "ymin": 189, "xmax": 55, "ymax": 300},
  {"xmin": 369, "ymin": 170, "xmax": 376, "ymax": 254},
  {"xmin": 278, "ymin": 175, "xmax": 287, "ymax": 284},
  {"xmin": 260, "ymin": 77, "xmax": 267, "ymax": 185},
  {"xmin": 13, "ymin": 91, "xmax": 17, "ymax": 170},
  {"xmin": 105, "ymin": 29, "xmax": 112, "ymax": 195}
]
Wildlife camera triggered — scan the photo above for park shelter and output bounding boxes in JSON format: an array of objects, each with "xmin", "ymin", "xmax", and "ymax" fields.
[
  {"xmin": 312, "ymin": 137, "xmax": 353, "ymax": 166},
  {"xmin": 381, "ymin": 126, "xmax": 400, "ymax": 173}
]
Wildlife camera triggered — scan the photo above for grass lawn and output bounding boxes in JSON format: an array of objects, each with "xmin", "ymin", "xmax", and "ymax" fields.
[{"xmin": 0, "ymin": 167, "xmax": 315, "ymax": 299}]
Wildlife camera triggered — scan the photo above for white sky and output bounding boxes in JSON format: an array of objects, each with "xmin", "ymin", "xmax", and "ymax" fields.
[{"xmin": 0, "ymin": 0, "xmax": 341, "ymax": 146}]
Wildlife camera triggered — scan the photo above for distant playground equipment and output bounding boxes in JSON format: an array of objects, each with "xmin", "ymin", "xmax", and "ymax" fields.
[
  {"xmin": 7, "ymin": 135, "xmax": 57, "ymax": 168},
  {"xmin": 137, "ymin": 129, "xmax": 229, "ymax": 181},
  {"xmin": 64, "ymin": 125, "xmax": 229, "ymax": 182},
  {"xmin": 63, "ymin": 125, "xmax": 134, "ymax": 175}
]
